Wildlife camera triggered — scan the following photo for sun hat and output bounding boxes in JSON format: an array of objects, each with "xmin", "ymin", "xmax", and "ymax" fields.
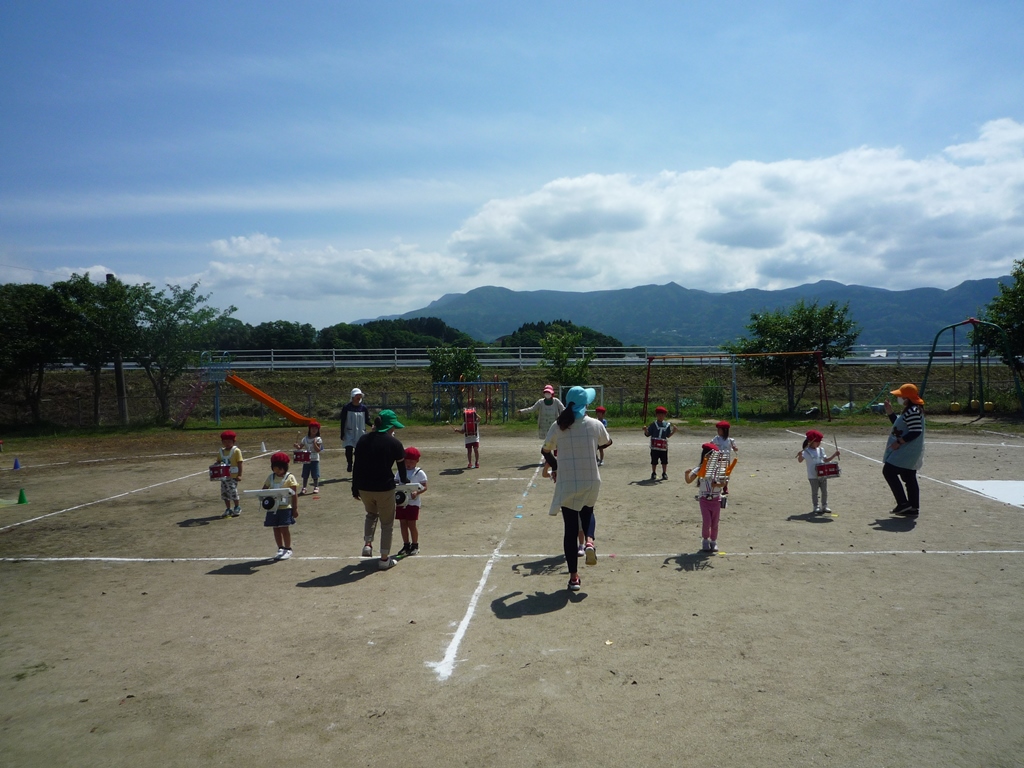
[
  {"xmin": 890, "ymin": 383, "xmax": 924, "ymax": 405},
  {"xmin": 565, "ymin": 386, "xmax": 596, "ymax": 417},
  {"xmin": 377, "ymin": 409, "xmax": 404, "ymax": 431},
  {"xmin": 351, "ymin": 388, "xmax": 363, "ymax": 398},
  {"xmin": 543, "ymin": 384, "xmax": 555, "ymax": 394},
  {"xmin": 805, "ymin": 429, "xmax": 824, "ymax": 442},
  {"xmin": 270, "ymin": 451, "xmax": 290, "ymax": 466},
  {"xmin": 404, "ymin": 446, "xmax": 421, "ymax": 462},
  {"xmin": 220, "ymin": 430, "xmax": 236, "ymax": 440},
  {"xmin": 654, "ymin": 406, "xmax": 668, "ymax": 414}
]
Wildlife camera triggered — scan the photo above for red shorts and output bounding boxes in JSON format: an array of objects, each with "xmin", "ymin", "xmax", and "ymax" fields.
[{"xmin": 396, "ymin": 504, "xmax": 420, "ymax": 521}]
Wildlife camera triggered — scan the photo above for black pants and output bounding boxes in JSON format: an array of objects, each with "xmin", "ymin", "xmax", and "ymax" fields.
[
  {"xmin": 883, "ymin": 462, "xmax": 919, "ymax": 509},
  {"xmin": 562, "ymin": 506, "xmax": 594, "ymax": 573},
  {"xmin": 345, "ymin": 445, "xmax": 354, "ymax": 469}
]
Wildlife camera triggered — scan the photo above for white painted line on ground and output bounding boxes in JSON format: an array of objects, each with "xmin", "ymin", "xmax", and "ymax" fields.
[
  {"xmin": 426, "ymin": 463, "xmax": 544, "ymax": 683},
  {"xmin": 4, "ymin": 549, "xmax": 1024, "ymax": 564},
  {"xmin": 0, "ymin": 470, "xmax": 211, "ymax": 533}
]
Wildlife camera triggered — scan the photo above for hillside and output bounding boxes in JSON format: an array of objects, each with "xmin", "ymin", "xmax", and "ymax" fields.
[{"xmin": 398, "ymin": 278, "xmax": 1008, "ymax": 346}]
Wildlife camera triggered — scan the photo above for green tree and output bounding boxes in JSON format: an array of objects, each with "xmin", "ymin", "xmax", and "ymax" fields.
[
  {"xmin": 976, "ymin": 258, "xmax": 1024, "ymax": 369},
  {"xmin": 501, "ymin": 319, "xmax": 621, "ymax": 348},
  {"xmin": 428, "ymin": 346, "xmax": 482, "ymax": 383},
  {"xmin": 250, "ymin": 320, "xmax": 318, "ymax": 349},
  {"xmin": 0, "ymin": 283, "xmax": 68, "ymax": 423},
  {"xmin": 540, "ymin": 328, "xmax": 597, "ymax": 387},
  {"xmin": 135, "ymin": 283, "xmax": 235, "ymax": 423},
  {"xmin": 208, "ymin": 317, "xmax": 254, "ymax": 350},
  {"xmin": 723, "ymin": 299, "xmax": 860, "ymax": 413},
  {"xmin": 52, "ymin": 273, "xmax": 147, "ymax": 425}
]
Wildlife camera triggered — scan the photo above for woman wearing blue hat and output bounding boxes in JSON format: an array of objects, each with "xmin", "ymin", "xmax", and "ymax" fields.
[{"xmin": 540, "ymin": 386, "xmax": 613, "ymax": 592}]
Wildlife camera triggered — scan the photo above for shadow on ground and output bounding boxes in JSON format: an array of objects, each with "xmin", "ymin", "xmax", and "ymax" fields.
[
  {"xmin": 207, "ymin": 558, "xmax": 279, "ymax": 575},
  {"xmin": 511, "ymin": 555, "xmax": 565, "ymax": 577},
  {"xmin": 295, "ymin": 561, "xmax": 380, "ymax": 587},
  {"xmin": 491, "ymin": 589, "xmax": 585, "ymax": 618},
  {"xmin": 870, "ymin": 516, "xmax": 918, "ymax": 532},
  {"xmin": 663, "ymin": 552, "xmax": 716, "ymax": 572}
]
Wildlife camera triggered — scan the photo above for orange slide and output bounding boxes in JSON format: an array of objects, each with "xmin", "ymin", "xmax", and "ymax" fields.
[{"xmin": 225, "ymin": 374, "xmax": 313, "ymax": 427}]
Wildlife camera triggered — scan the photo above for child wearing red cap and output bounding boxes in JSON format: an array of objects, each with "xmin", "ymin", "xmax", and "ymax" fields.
[
  {"xmin": 685, "ymin": 443, "xmax": 727, "ymax": 552},
  {"xmin": 263, "ymin": 452, "xmax": 299, "ymax": 560},
  {"xmin": 294, "ymin": 421, "xmax": 324, "ymax": 495},
  {"xmin": 395, "ymin": 446, "xmax": 428, "ymax": 556},
  {"xmin": 216, "ymin": 430, "xmax": 244, "ymax": 518},
  {"xmin": 643, "ymin": 406, "xmax": 676, "ymax": 480},
  {"xmin": 796, "ymin": 430, "xmax": 840, "ymax": 514},
  {"xmin": 711, "ymin": 421, "xmax": 738, "ymax": 505}
]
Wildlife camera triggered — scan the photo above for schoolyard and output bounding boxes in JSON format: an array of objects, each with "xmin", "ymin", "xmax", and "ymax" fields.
[{"xmin": 1, "ymin": 422, "xmax": 1023, "ymax": 767}]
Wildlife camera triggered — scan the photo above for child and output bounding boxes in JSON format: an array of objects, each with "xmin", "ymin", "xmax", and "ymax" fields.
[
  {"xmin": 263, "ymin": 452, "xmax": 299, "ymax": 560},
  {"xmin": 594, "ymin": 405, "xmax": 608, "ymax": 465},
  {"xmin": 712, "ymin": 420, "xmax": 738, "ymax": 506},
  {"xmin": 395, "ymin": 446, "xmax": 428, "ymax": 556},
  {"xmin": 684, "ymin": 443, "xmax": 726, "ymax": 552},
  {"xmin": 796, "ymin": 429, "xmax": 840, "ymax": 514},
  {"xmin": 217, "ymin": 430, "xmax": 244, "ymax": 518},
  {"xmin": 294, "ymin": 420, "xmax": 324, "ymax": 495},
  {"xmin": 453, "ymin": 408, "xmax": 480, "ymax": 468},
  {"xmin": 643, "ymin": 406, "xmax": 676, "ymax": 480}
]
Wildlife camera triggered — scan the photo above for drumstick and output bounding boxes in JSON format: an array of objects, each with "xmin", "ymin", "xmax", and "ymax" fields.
[{"xmin": 833, "ymin": 435, "xmax": 840, "ymax": 462}]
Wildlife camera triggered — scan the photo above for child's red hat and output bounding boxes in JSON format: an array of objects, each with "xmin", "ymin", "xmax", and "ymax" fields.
[
  {"xmin": 595, "ymin": 405, "xmax": 606, "ymax": 413},
  {"xmin": 805, "ymin": 429, "xmax": 824, "ymax": 441},
  {"xmin": 654, "ymin": 406, "xmax": 668, "ymax": 414},
  {"xmin": 404, "ymin": 446, "xmax": 421, "ymax": 462},
  {"xmin": 220, "ymin": 430, "xmax": 236, "ymax": 440},
  {"xmin": 716, "ymin": 420, "xmax": 730, "ymax": 428},
  {"xmin": 270, "ymin": 451, "xmax": 290, "ymax": 465},
  {"xmin": 308, "ymin": 420, "xmax": 320, "ymax": 428}
]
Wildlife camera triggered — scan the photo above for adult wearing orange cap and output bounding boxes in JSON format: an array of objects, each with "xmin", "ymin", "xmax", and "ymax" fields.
[{"xmin": 882, "ymin": 383, "xmax": 926, "ymax": 517}]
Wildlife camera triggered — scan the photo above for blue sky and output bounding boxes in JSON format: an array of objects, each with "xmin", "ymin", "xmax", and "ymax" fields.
[{"xmin": 2, "ymin": 1, "xmax": 1023, "ymax": 325}]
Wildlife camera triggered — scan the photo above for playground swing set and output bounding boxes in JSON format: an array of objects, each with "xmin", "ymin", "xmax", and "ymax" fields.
[{"xmin": 920, "ymin": 317, "xmax": 1024, "ymax": 415}]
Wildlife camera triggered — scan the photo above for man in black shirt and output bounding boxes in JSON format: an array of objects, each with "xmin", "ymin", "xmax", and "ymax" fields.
[{"xmin": 353, "ymin": 409, "xmax": 409, "ymax": 570}]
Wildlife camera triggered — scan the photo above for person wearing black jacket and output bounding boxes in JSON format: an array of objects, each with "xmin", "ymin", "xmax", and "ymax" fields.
[{"xmin": 353, "ymin": 409, "xmax": 409, "ymax": 570}]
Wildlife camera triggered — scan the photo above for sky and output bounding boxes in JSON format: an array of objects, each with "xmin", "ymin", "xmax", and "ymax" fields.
[{"xmin": 2, "ymin": 1, "xmax": 1023, "ymax": 326}]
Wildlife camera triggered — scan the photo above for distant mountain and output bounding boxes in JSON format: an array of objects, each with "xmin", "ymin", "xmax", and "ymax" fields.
[{"xmin": 397, "ymin": 278, "xmax": 1010, "ymax": 346}]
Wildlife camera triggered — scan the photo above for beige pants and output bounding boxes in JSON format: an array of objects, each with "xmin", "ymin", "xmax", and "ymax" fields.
[{"xmin": 360, "ymin": 489, "xmax": 397, "ymax": 557}]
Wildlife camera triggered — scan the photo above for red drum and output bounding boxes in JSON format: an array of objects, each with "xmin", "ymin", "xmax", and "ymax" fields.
[
  {"xmin": 293, "ymin": 450, "xmax": 311, "ymax": 463},
  {"xmin": 209, "ymin": 463, "xmax": 231, "ymax": 480},
  {"xmin": 651, "ymin": 438, "xmax": 668, "ymax": 450},
  {"xmin": 815, "ymin": 463, "xmax": 841, "ymax": 478},
  {"xmin": 464, "ymin": 408, "xmax": 479, "ymax": 437}
]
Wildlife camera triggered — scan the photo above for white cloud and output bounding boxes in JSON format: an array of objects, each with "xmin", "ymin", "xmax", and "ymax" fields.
[
  {"xmin": 163, "ymin": 118, "xmax": 1024, "ymax": 323},
  {"xmin": 448, "ymin": 118, "xmax": 1024, "ymax": 293}
]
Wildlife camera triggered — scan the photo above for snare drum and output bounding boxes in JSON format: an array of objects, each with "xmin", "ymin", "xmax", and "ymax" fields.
[
  {"xmin": 815, "ymin": 463, "xmax": 841, "ymax": 478},
  {"xmin": 651, "ymin": 438, "xmax": 668, "ymax": 451},
  {"xmin": 209, "ymin": 463, "xmax": 231, "ymax": 480},
  {"xmin": 293, "ymin": 450, "xmax": 311, "ymax": 463}
]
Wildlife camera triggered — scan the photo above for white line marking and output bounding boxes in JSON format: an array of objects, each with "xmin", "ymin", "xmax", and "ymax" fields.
[
  {"xmin": 426, "ymin": 463, "xmax": 543, "ymax": 682},
  {"xmin": 4, "ymin": 549, "xmax": 1024, "ymax": 564},
  {"xmin": 0, "ymin": 470, "xmax": 208, "ymax": 532}
]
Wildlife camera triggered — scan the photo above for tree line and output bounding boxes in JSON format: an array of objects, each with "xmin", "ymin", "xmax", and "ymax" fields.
[{"xmin": 3, "ymin": 261, "xmax": 1021, "ymax": 425}]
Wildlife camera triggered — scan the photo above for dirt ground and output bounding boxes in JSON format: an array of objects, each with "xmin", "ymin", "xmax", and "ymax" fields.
[{"xmin": 1, "ymin": 422, "xmax": 1023, "ymax": 767}]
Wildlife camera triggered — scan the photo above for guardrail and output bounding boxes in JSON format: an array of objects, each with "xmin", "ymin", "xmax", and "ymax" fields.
[{"xmin": 67, "ymin": 345, "xmax": 1001, "ymax": 372}]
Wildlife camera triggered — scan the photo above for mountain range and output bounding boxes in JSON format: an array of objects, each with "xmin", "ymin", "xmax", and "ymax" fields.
[{"xmin": 395, "ymin": 277, "xmax": 1010, "ymax": 346}]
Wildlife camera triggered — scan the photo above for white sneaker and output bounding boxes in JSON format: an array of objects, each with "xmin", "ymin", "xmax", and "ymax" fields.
[
  {"xmin": 278, "ymin": 548, "xmax": 292, "ymax": 560},
  {"xmin": 701, "ymin": 538, "xmax": 711, "ymax": 552},
  {"xmin": 584, "ymin": 543, "xmax": 597, "ymax": 567},
  {"xmin": 361, "ymin": 543, "xmax": 373, "ymax": 557},
  {"xmin": 710, "ymin": 540, "xmax": 718, "ymax": 552},
  {"xmin": 273, "ymin": 548, "xmax": 285, "ymax": 560},
  {"xmin": 822, "ymin": 506, "xmax": 832, "ymax": 513},
  {"xmin": 378, "ymin": 556, "xmax": 397, "ymax": 571}
]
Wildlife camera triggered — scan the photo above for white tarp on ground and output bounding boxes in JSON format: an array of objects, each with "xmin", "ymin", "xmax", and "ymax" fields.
[{"xmin": 953, "ymin": 481, "xmax": 1024, "ymax": 508}]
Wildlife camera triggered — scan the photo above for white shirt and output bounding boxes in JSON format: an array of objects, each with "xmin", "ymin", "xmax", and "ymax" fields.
[{"xmin": 543, "ymin": 415, "xmax": 611, "ymax": 514}]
